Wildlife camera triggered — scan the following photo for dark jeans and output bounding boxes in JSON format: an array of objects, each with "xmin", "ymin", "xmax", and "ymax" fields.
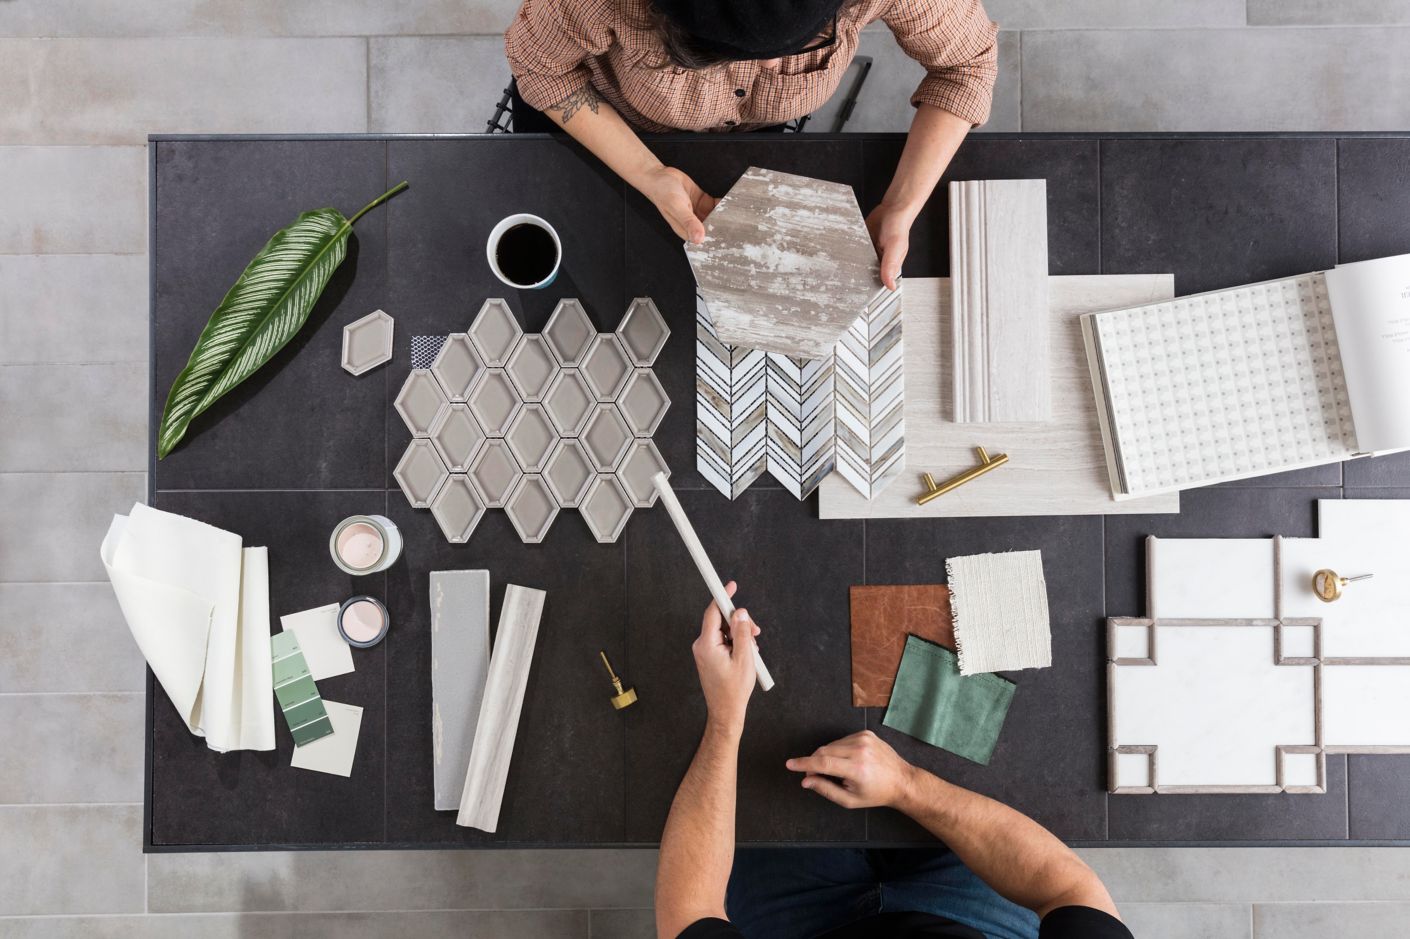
[{"xmin": 726, "ymin": 848, "xmax": 1039, "ymax": 939}]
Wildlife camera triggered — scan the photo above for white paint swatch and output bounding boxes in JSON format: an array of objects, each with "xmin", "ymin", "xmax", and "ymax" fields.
[
  {"xmin": 280, "ymin": 603, "xmax": 354, "ymax": 682},
  {"xmin": 290, "ymin": 701, "xmax": 363, "ymax": 777}
]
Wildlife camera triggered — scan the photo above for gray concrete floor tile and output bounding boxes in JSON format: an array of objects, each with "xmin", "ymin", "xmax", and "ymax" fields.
[
  {"xmin": 0, "ymin": 693, "xmax": 144, "ymax": 803},
  {"xmin": 0, "ymin": 364, "xmax": 147, "ymax": 472},
  {"xmin": 1248, "ymin": 1, "xmax": 1410, "ymax": 26},
  {"xmin": 1080, "ymin": 848, "xmax": 1410, "ymax": 902},
  {"xmin": 369, "ymin": 36, "xmax": 513, "ymax": 134},
  {"xmin": 591, "ymin": 909, "xmax": 656, "ymax": 939},
  {"xmin": 0, "ymin": 910, "xmax": 589, "ymax": 938},
  {"xmin": 1120, "ymin": 902, "xmax": 1252, "ymax": 939},
  {"xmin": 0, "ymin": 255, "xmax": 149, "ymax": 365},
  {"xmin": 0, "ymin": 805, "xmax": 144, "ymax": 915},
  {"xmin": 986, "ymin": 0, "xmax": 1245, "ymax": 28},
  {"xmin": 0, "ymin": 147, "xmax": 146, "ymax": 254},
  {"xmin": 1255, "ymin": 902, "xmax": 1410, "ymax": 936},
  {"xmin": 0, "ymin": 584, "xmax": 146, "ymax": 692},
  {"xmin": 0, "ymin": 472, "xmax": 146, "ymax": 582}
]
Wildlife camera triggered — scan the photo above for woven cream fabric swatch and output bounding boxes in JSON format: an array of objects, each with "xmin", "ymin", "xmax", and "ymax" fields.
[{"xmin": 947, "ymin": 550, "xmax": 1052, "ymax": 676}]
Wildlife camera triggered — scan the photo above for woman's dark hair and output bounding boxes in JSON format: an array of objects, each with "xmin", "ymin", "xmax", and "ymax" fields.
[{"xmin": 639, "ymin": 0, "xmax": 864, "ymax": 70}]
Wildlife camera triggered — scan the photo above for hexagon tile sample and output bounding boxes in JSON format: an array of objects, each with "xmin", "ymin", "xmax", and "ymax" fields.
[
  {"xmin": 342, "ymin": 309, "xmax": 395, "ymax": 375},
  {"xmin": 393, "ymin": 297, "xmax": 675, "ymax": 544},
  {"xmin": 685, "ymin": 166, "xmax": 881, "ymax": 358}
]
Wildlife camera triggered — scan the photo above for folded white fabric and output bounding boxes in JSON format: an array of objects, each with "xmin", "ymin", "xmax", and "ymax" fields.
[
  {"xmin": 100, "ymin": 503, "xmax": 274, "ymax": 752},
  {"xmin": 946, "ymin": 549, "xmax": 1052, "ymax": 676}
]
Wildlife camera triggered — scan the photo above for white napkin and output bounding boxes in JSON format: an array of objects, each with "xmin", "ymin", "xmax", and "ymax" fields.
[{"xmin": 101, "ymin": 503, "xmax": 274, "ymax": 752}]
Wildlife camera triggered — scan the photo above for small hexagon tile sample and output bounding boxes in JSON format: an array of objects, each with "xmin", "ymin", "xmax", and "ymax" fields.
[
  {"xmin": 342, "ymin": 309, "xmax": 395, "ymax": 375},
  {"xmin": 394, "ymin": 298, "xmax": 672, "ymax": 543}
]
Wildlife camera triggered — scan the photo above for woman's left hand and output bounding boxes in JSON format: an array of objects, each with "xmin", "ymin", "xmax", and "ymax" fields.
[{"xmin": 865, "ymin": 202, "xmax": 914, "ymax": 291}]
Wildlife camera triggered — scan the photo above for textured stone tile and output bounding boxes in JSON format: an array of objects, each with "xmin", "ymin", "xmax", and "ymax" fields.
[
  {"xmin": 0, "ymin": 584, "xmax": 146, "ymax": 692},
  {"xmin": 0, "ymin": 364, "xmax": 147, "ymax": 472},
  {"xmin": 1022, "ymin": 28, "xmax": 1410, "ymax": 131},
  {"xmin": 0, "ymin": 255, "xmax": 148, "ymax": 364},
  {"xmin": 986, "ymin": 0, "xmax": 1244, "ymax": 27},
  {"xmin": 0, "ymin": 147, "xmax": 146, "ymax": 254},
  {"xmin": 0, "ymin": 693, "xmax": 143, "ymax": 802},
  {"xmin": 369, "ymin": 36, "xmax": 512, "ymax": 134},
  {"xmin": 0, "ymin": 39, "xmax": 367, "ymax": 144},
  {"xmin": 1119, "ymin": 902, "xmax": 1252, "ymax": 939},
  {"xmin": 0, "ymin": 472, "xmax": 146, "ymax": 582},
  {"xmin": 591, "ymin": 909, "xmax": 656, "ymax": 939},
  {"xmin": 0, "ymin": 911, "xmax": 589, "ymax": 938},
  {"xmin": 0, "ymin": 805, "xmax": 144, "ymax": 914},
  {"xmin": 1079, "ymin": 847, "xmax": 1410, "ymax": 902},
  {"xmin": 148, "ymin": 849, "xmax": 657, "ymax": 913},
  {"xmin": 0, "ymin": 0, "xmax": 520, "ymax": 37},
  {"xmin": 1255, "ymin": 902, "xmax": 1410, "ymax": 935},
  {"xmin": 1249, "ymin": 1, "xmax": 1410, "ymax": 25}
]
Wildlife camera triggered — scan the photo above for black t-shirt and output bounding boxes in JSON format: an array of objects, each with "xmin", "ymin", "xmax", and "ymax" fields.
[{"xmin": 679, "ymin": 906, "xmax": 1134, "ymax": 939}]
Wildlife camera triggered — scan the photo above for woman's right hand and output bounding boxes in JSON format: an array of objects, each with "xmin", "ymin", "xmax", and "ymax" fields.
[{"xmin": 637, "ymin": 165, "xmax": 718, "ymax": 244}]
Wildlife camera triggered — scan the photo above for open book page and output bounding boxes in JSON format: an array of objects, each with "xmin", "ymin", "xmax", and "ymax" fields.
[
  {"xmin": 1326, "ymin": 253, "xmax": 1410, "ymax": 454},
  {"xmin": 1088, "ymin": 272, "xmax": 1357, "ymax": 496}
]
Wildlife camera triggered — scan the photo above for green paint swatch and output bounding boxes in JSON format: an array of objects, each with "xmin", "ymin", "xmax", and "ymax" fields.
[
  {"xmin": 271, "ymin": 630, "xmax": 334, "ymax": 747},
  {"xmin": 882, "ymin": 635, "xmax": 1015, "ymax": 765}
]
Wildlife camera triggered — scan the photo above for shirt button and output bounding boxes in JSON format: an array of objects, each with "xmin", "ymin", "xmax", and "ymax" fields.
[
  {"xmin": 725, "ymin": 120, "xmax": 737, "ymax": 126},
  {"xmin": 734, "ymin": 88, "xmax": 746, "ymax": 97}
]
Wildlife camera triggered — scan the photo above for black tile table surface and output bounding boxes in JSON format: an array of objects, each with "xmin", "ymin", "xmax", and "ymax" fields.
[{"xmin": 148, "ymin": 133, "xmax": 1410, "ymax": 850}]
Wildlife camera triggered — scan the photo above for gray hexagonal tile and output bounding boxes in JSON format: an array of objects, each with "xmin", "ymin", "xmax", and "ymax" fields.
[
  {"xmin": 429, "ymin": 403, "xmax": 486, "ymax": 473},
  {"xmin": 582, "ymin": 333, "xmax": 632, "ymax": 401},
  {"xmin": 394, "ymin": 369, "xmax": 450, "ymax": 438},
  {"xmin": 342, "ymin": 309, "xmax": 395, "ymax": 376},
  {"xmin": 504, "ymin": 474, "xmax": 559, "ymax": 544},
  {"xmin": 543, "ymin": 298, "xmax": 594, "ymax": 366},
  {"xmin": 505, "ymin": 403, "xmax": 557, "ymax": 473},
  {"xmin": 504, "ymin": 334, "xmax": 557, "ymax": 402},
  {"xmin": 430, "ymin": 474, "xmax": 486, "ymax": 544},
  {"xmin": 394, "ymin": 438, "xmax": 449, "ymax": 509},
  {"xmin": 615, "ymin": 297, "xmax": 669, "ymax": 366},
  {"xmin": 582, "ymin": 403, "xmax": 633, "ymax": 472},
  {"xmin": 581, "ymin": 474, "xmax": 633, "ymax": 544},
  {"xmin": 468, "ymin": 438, "xmax": 522, "ymax": 509},
  {"xmin": 617, "ymin": 368, "xmax": 670, "ymax": 437},
  {"xmin": 467, "ymin": 368, "xmax": 522, "ymax": 437},
  {"xmin": 430, "ymin": 332, "xmax": 485, "ymax": 401},
  {"xmin": 618, "ymin": 439, "xmax": 669, "ymax": 508},
  {"xmin": 468, "ymin": 298, "xmax": 523, "ymax": 366},
  {"xmin": 543, "ymin": 368, "xmax": 594, "ymax": 437},
  {"xmin": 543, "ymin": 438, "xmax": 594, "ymax": 508}
]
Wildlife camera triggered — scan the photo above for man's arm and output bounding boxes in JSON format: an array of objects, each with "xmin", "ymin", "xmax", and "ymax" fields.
[
  {"xmin": 656, "ymin": 582, "xmax": 762, "ymax": 939},
  {"xmin": 787, "ymin": 731, "xmax": 1119, "ymax": 919}
]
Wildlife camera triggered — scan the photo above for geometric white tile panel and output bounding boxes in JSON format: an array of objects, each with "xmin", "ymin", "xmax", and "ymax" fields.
[{"xmin": 1148, "ymin": 537, "xmax": 1276, "ymax": 619}]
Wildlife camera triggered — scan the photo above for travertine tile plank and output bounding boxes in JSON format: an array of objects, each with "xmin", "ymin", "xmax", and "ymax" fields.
[
  {"xmin": 0, "ymin": 911, "xmax": 589, "ymax": 939},
  {"xmin": 369, "ymin": 36, "xmax": 514, "ymax": 134},
  {"xmin": 0, "ymin": 38, "xmax": 368, "ymax": 144},
  {"xmin": 0, "ymin": 147, "xmax": 146, "ymax": 254},
  {"xmin": 147, "ymin": 849, "xmax": 657, "ymax": 912},
  {"xmin": 1079, "ymin": 848, "xmax": 1410, "ymax": 902},
  {"xmin": 0, "ymin": 805, "xmax": 144, "ymax": 914},
  {"xmin": 1022, "ymin": 28, "xmax": 1410, "ymax": 131},
  {"xmin": 0, "ymin": 584, "xmax": 145, "ymax": 692},
  {"xmin": 1121, "ymin": 903, "xmax": 1252, "ymax": 939},
  {"xmin": 1255, "ymin": 902, "xmax": 1410, "ymax": 936},
  {"xmin": 986, "ymin": 0, "xmax": 1244, "ymax": 27},
  {"xmin": 0, "ymin": 472, "xmax": 146, "ymax": 582},
  {"xmin": 1248, "ymin": 1, "xmax": 1410, "ymax": 25},
  {"xmin": 0, "ymin": 693, "xmax": 143, "ymax": 803},
  {"xmin": 0, "ymin": 256, "xmax": 148, "ymax": 364},
  {"xmin": 0, "ymin": 364, "xmax": 146, "ymax": 472}
]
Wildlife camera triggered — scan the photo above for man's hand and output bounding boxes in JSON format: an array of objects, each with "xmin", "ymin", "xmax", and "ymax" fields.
[
  {"xmin": 785, "ymin": 730, "xmax": 917, "ymax": 809},
  {"xmin": 638, "ymin": 165, "xmax": 718, "ymax": 245},
  {"xmin": 692, "ymin": 580, "xmax": 760, "ymax": 737},
  {"xmin": 865, "ymin": 201, "xmax": 914, "ymax": 291}
]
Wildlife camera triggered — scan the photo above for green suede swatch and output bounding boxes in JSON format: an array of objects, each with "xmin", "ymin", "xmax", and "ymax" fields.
[{"xmin": 882, "ymin": 635, "xmax": 1016, "ymax": 765}]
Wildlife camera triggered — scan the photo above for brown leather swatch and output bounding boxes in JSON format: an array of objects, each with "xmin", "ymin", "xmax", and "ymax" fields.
[{"xmin": 850, "ymin": 585, "xmax": 954, "ymax": 707}]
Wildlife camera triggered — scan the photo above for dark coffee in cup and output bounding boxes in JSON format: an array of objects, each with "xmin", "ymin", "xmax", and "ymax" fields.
[{"xmin": 495, "ymin": 222, "xmax": 559, "ymax": 287}]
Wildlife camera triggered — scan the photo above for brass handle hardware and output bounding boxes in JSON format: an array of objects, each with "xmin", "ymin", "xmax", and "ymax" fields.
[{"xmin": 916, "ymin": 446, "xmax": 1009, "ymax": 505}]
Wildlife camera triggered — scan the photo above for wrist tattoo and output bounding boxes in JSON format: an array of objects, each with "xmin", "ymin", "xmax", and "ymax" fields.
[{"xmin": 547, "ymin": 85, "xmax": 602, "ymax": 123}]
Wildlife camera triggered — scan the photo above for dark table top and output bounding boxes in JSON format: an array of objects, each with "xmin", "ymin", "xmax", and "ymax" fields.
[{"xmin": 147, "ymin": 132, "xmax": 1410, "ymax": 851}]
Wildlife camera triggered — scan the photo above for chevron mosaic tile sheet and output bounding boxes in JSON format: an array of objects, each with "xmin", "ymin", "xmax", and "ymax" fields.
[{"xmin": 835, "ymin": 287, "xmax": 905, "ymax": 500}]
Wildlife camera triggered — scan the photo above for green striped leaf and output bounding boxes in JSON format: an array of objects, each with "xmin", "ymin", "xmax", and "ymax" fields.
[{"xmin": 156, "ymin": 182, "xmax": 407, "ymax": 459}]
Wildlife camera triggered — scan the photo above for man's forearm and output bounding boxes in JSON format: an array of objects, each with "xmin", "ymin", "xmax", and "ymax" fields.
[
  {"xmin": 656, "ymin": 721, "xmax": 742, "ymax": 938},
  {"xmin": 541, "ymin": 83, "xmax": 662, "ymax": 194},
  {"xmin": 879, "ymin": 104, "xmax": 972, "ymax": 218},
  {"xmin": 896, "ymin": 768, "xmax": 1118, "ymax": 918}
]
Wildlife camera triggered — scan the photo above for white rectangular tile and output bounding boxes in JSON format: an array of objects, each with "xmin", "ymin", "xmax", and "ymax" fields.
[
  {"xmin": 431, "ymin": 569, "xmax": 491, "ymax": 812},
  {"xmin": 0, "ymin": 911, "xmax": 589, "ymax": 939},
  {"xmin": 0, "ymin": 584, "xmax": 146, "ymax": 692},
  {"xmin": 0, "ymin": 255, "xmax": 148, "ymax": 364},
  {"xmin": 1256, "ymin": 902, "xmax": 1410, "ymax": 936},
  {"xmin": 147, "ymin": 849, "xmax": 658, "ymax": 912},
  {"xmin": 0, "ymin": 147, "xmax": 146, "ymax": 254},
  {"xmin": 0, "ymin": 39, "xmax": 367, "ymax": 145},
  {"xmin": 985, "ymin": 0, "xmax": 1244, "ymax": 28},
  {"xmin": 1121, "ymin": 902, "xmax": 1251, "ymax": 939},
  {"xmin": 1022, "ymin": 28, "xmax": 1410, "ymax": 132},
  {"xmin": 1078, "ymin": 848, "xmax": 1410, "ymax": 902},
  {"xmin": 0, "ymin": 364, "xmax": 147, "ymax": 472},
  {"xmin": 1248, "ymin": 1, "xmax": 1410, "ymax": 26},
  {"xmin": 0, "ymin": 805, "xmax": 144, "ymax": 915},
  {"xmin": 369, "ymin": 36, "xmax": 513, "ymax": 135},
  {"xmin": 1148, "ymin": 538, "xmax": 1275, "ymax": 618},
  {"xmin": 0, "ymin": 472, "xmax": 147, "ymax": 582},
  {"xmin": 0, "ymin": 693, "xmax": 144, "ymax": 802}
]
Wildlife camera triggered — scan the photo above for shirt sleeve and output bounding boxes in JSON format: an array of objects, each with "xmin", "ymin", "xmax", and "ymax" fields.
[
  {"xmin": 1039, "ymin": 905, "xmax": 1136, "ymax": 939},
  {"xmin": 503, "ymin": 0, "xmax": 614, "ymax": 111},
  {"xmin": 880, "ymin": 0, "xmax": 999, "ymax": 126},
  {"xmin": 677, "ymin": 917, "xmax": 745, "ymax": 939}
]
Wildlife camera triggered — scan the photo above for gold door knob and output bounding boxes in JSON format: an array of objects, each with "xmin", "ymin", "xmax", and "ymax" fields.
[{"xmin": 599, "ymin": 651, "xmax": 638, "ymax": 709}]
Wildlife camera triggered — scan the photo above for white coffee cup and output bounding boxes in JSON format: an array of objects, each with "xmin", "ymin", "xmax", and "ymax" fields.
[{"xmin": 487, "ymin": 213, "xmax": 562, "ymax": 289}]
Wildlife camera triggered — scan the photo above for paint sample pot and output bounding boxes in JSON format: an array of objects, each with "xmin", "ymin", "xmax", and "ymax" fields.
[
  {"xmin": 338, "ymin": 595, "xmax": 390, "ymax": 648},
  {"xmin": 330, "ymin": 515, "xmax": 403, "ymax": 575}
]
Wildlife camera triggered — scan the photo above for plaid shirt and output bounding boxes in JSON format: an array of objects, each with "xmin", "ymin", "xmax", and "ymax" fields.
[{"xmin": 505, "ymin": 0, "xmax": 997, "ymax": 133}]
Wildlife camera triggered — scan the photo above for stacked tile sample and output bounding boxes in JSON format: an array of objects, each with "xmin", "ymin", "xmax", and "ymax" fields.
[{"xmin": 394, "ymin": 298, "xmax": 670, "ymax": 544}]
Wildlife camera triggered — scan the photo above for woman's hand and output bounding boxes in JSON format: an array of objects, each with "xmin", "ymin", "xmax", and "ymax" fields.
[
  {"xmin": 865, "ymin": 201, "xmax": 915, "ymax": 291},
  {"xmin": 638, "ymin": 165, "xmax": 719, "ymax": 244},
  {"xmin": 692, "ymin": 580, "xmax": 761, "ymax": 737},
  {"xmin": 786, "ymin": 730, "xmax": 919, "ymax": 809}
]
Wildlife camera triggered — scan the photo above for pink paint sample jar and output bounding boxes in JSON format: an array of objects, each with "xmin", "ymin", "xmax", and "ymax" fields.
[
  {"xmin": 338, "ymin": 595, "xmax": 390, "ymax": 648},
  {"xmin": 329, "ymin": 515, "xmax": 403, "ymax": 575}
]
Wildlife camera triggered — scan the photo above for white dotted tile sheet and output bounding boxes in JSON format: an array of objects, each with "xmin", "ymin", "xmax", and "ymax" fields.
[{"xmin": 1093, "ymin": 273, "xmax": 1356, "ymax": 494}]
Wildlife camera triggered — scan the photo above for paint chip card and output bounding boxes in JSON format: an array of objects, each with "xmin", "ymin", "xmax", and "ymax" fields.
[
  {"xmin": 290, "ymin": 701, "xmax": 362, "ymax": 777},
  {"xmin": 281, "ymin": 604, "xmax": 354, "ymax": 681}
]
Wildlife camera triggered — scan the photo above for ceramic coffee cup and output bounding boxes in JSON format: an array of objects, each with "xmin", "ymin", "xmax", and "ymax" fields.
[{"xmin": 487, "ymin": 213, "xmax": 562, "ymax": 289}]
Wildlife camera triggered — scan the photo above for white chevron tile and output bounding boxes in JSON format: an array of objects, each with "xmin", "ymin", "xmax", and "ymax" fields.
[
  {"xmin": 696, "ymin": 298, "xmax": 768, "ymax": 498},
  {"xmin": 834, "ymin": 286, "xmax": 905, "ymax": 499},
  {"xmin": 764, "ymin": 351, "xmax": 836, "ymax": 499}
]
